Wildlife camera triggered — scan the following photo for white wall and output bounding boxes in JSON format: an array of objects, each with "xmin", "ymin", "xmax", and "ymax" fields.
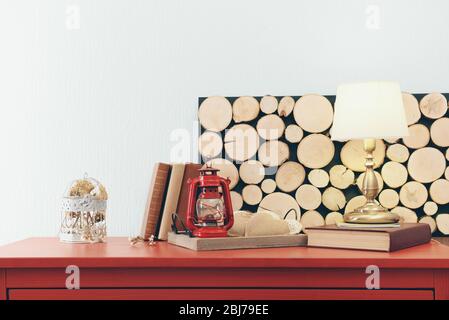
[{"xmin": 1, "ymin": 0, "xmax": 448, "ymax": 245}]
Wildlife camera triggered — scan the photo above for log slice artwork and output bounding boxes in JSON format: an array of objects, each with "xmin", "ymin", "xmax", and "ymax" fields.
[
  {"xmin": 408, "ymin": 147, "xmax": 446, "ymax": 183},
  {"xmin": 419, "ymin": 93, "xmax": 448, "ymax": 119},
  {"xmin": 430, "ymin": 117, "xmax": 449, "ymax": 147},
  {"xmin": 402, "ymin": 124, "xmax": 430, "ymax": 149},
  {"xmin": 295, "ymin": 184, "xmax": 322, "ymax": 211},
  {"xmin": 256, "ymin": 114, "xmax": 285, "ymax": 140},
  {"xmin": 297, "ymin": 134, "xmax": 335, "ymax": 169},
  {"xmin": 260, "ymin": 95, "xmax": 278, "ymax": 114},
  {"xmin": 258, "ymin": 140, "xmax": 290, "ymax": 167},
  {"xmin": 224, "ymin": 124, "xmax": 260, "ymax": 162},
  {"xmin": 233, "ymin": 96, "xmax": 260, "ymax": 123},
  {"xmin": 402, "ymin": 92, "xmax": 421, "ymax": 125},
  {"xmin": 293, "ymin": 94, "xmax": 334, "ymax": 133},
  {"xmin": 275, "ymin": 161, "xmax": 306, "ymax": 193},
  {"xmin": 340, "ymin": 139, "xmax": 385, "ymax": 172},
  {"xmin": 278, "ymin": 96, "xmax": 295, "ymax": 117},
  {"xmin": 198, "ymin": 96, "xmax": 233, "ymax": 132},
  {"xmin": 399, "ymin": 181, "xmax": 428, "ymax": 209}
]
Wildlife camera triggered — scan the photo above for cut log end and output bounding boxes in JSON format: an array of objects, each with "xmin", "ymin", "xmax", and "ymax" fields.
[
  {"xmin": 261, "ymin": 179, "xmax": 277, "ymax": 194},
  {"xmin": 329, "ymin": 165, "xmax": 355, "ymax": 190},
  {"xmin": 295, "ymin": 184, "xmax": 322, "ymax": 211},
  {"xmin": 277, "ymin": 96, "xmax": 295, "ymax": 117},
  {"xmin": 260, "ymin": 95, "xmax": 278, "ymax": 114},
  {"xmin": 232, "ymin": 96, "xmax": 260, "ymax": 123},
  {"xmin": 242, "ymin": 185, "xmax": 263, "ymax": 206}
]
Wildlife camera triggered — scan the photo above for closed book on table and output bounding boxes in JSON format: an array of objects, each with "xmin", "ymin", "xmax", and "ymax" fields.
[
  {"xmin": 157, "ymin": 163, "xmax": 186, "ymax": 240},
  {"xmin": 306, "ymin": 223, "xmax": 431, "ymax": 252},
  {"xmin": 140, "ymin": 163, "xmax": 171, "ymax": 240},
  {"xmin": 175, "ymin": 163, "xmax": 202, "ymax": 231}
]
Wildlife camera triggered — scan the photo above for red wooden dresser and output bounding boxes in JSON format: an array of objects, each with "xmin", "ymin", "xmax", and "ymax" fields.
[{"xmin": 0, "ymin": 237, "xmax": 448, "ymax": 300}]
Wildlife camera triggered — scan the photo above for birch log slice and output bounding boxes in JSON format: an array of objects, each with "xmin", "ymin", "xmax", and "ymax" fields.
[
  {"xmin": 402, "ymin": 93, "xmax": 421, "ymax": 125},
  {"xmin": 239, "ymin": 160, "xmax": 265, "ymax": 185},
  {"xmin": 446, "ymin": 167, "xmax": 449, "ymax": 180},
  {"xmin": 386, "ymin": 144, "xmax": 409, "ymax": 163},
  {"xmin": 399, "ymin": 181, "xmax": 428, "ymax": 209},
  {"xmin": 275, "ymin": 161, "xmax": 306, "ymax": 192},
  {"xmin": 233, "ymin": 96, "xmax": 260, "ymax": 123},
  {"xmin": 258, "ymin": 141, "xmax": 290, "ymax": 167},
  {"xmin": 295, "ymin": 184, "xmax": 321, "ymax": 211},
  {"xmin": 446, "ymin": 149, "xmax": 449, "ymax": 161},
  {"xmin": 384, "ymin": 138, "xmax": 399, "ymax": 144},
  {"xmin": 340, "ymin": 139, "xmax": 385, "ymax": 172},
  {"xmin": 325, "ymin": 212, "xmax": 344, "ymax": 225},
  {"xmin": 430, "ymin": 179, "xmax": 449, "ymax": 205},
  {"xmin": 436, "ymin": 214, "xmax": 449, "ymax": 235},
  {"xmin": 301, "ymin": 211, "xmax": 325, "ymax": 232},
  {"xmin": 391, "ymin": 206, "xmax": 418, "ymax": 223},
  {"xmin": 230, "ymin": 191, "xmax": 243, "ymax": 211},
  {"xmin": 258, "ymin": 192, "xmax": 301, "ymax": 221},
  {"xmin": 430, "ymin": 117, "xmax": 449, "ymax": 147},
  {"xmin": 293, "ymin": 94, "xmax": 334, "ymax": 133},
  {"xmin": 419, "ymin": 216, "xmax": 437, "ymax": 233},
  {"xmin": 224, "ymin": 124, "xmax": 259, "ymax": 162},
  {"xmin": 285, "ymin": 124, "xmax": 304, "ymax": 143},
  {"xmin": 297, "ymin": 134, "xmax": 335, "ymax": 169},
  {"xmin": 424, "ymin": 201, "xmax": 438, "ymax": 216},
  {"xmin": 381, "ymin": 161, "xmax": 408, "ymax": 188},
  {"xmin": 242, "ymin": 185, "xmax": 263, "ymax": 205},
  {"xmin": 260, "ymin": 95, "xmax": 278, "ymax": 114},
  {"xmin": 357, "ymin": 171, "xmax": 384, "ymax": 193},
  {"xmin": 402, "ymin": 124, "xmax": 430, "ymax": 149},
  {"xmin": 329, "ymin": 165, "xmax": 354, "ymax": 190},
  {"xmin": 322, "ymin": 187, "xmax": 346, "ymax": 211},
  {"xmin": 408, "ymin": 148, "xmax": 446, "ymax": 183},
  {"xmin": 345, "ymin": 195, "xmax": 370, "ymax": 214},
  {"xmin": 204, "ymin": 158, "xmax": 239, "ymax": 190},
  {"xmin": 198, "ymin": 96, "xmax": 233, "ymax": 132},
  {"xmin": 256, "ymin": 114, "xmax": 285, "ymax": 140},
  {"xmin": 379, "ymin": 189, "xmax": 400, "ymax": 209},
  {"xmin": 278, "ymin": 96, "xmax": 295, "ymax": 117},
  {"xmin": 261, "ymin": 179, "xmax": 276, "ymax": 194},
  {"xmin": 198, "ymin": 131, "xmax": 223, "ymax": 159},
  {"xmin": 419, "ymin": 93, "xmax": 448, "ymax": 119},
  {"xmin": 308, "ymin": 169, "xmax": 330, "ymax": 188}
]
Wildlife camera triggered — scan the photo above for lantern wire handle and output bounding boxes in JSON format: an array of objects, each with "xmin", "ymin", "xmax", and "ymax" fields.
[
  {"xmin": 259, "ymin": 206, "xmax": 298, "ymax": 221},
  {"xmin": 283, "ymin": 208, "xmax": 298, "ymax": 221},
  {"xmin": 171, "ymin": 213, "xmax": 193, "ymax": 237}
]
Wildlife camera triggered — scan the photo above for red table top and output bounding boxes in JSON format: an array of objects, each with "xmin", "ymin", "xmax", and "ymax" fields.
[{"xmin": 0, "ymin": 237, "xmax": 449, "ymax": 269}]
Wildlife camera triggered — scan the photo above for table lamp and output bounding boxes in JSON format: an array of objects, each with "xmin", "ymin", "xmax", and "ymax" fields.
[{"xmin": 331, "ymin": 81, "xmax": 409, "ymax": 224}]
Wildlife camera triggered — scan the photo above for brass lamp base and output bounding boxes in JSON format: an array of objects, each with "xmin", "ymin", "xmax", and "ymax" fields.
[
  {"xmin": 344, "ymin": 138, "xmax": 400, "ymax": 225},
  {"xmin": 344, "ymin": 202, "xmax": 400, "ymax": 224}
]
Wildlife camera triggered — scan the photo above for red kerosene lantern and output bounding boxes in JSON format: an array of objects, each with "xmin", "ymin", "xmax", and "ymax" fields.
[{"xmin": 186, "ymin": 166, "xmax": 234, "ymax": 238}]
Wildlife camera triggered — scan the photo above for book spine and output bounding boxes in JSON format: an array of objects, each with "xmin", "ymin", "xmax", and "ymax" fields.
[
  {"xmin": 158, "ymin": 164, "xmax": 186, "ymax": 240},
  {"xmin": 389, "ymin": 224, "xmax": 431, "ymax": 252},
  {"xmin": 140, "ymin": 163, "xmax": 171, "ymax": 240}
]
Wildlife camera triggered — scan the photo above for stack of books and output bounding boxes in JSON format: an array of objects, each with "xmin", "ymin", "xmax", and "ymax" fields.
[
  {"xmin": 306, "ymin": 222, "xmax": 432, "ymax": 252},
  {"xmin": 140, "ymin": 162, "xmax": 202, "ymax": 241}
]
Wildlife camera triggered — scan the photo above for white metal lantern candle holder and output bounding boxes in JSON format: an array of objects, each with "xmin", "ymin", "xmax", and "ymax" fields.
[{"xmin": 60, "ymin": 175, "xmax": 108, "ymax": 243}]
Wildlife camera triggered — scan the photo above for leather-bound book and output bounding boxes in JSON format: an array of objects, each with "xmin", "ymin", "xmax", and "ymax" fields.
[
  {"xmin": 157, "ymin": 163, "xmax": 186, "ymax": 240},
  {"xmin": 306, "ymin": 223, "xmax": 431, "ymax": 252},
  {"xmin": 175, "ymin": 163, "xmax": 202, "ymax": 231},
  {"xmin": 140, "ymin": 163, "xmax": 171, "ymax": 240}
]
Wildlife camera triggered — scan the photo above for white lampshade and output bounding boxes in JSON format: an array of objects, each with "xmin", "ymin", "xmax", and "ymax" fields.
[{"xmin": 331, "ymin": 81, "xmax": 409, "ymax": 141}]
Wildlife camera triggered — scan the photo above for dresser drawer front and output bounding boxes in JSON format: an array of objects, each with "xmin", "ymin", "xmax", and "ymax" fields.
[
  {"xmin": 8, "ymin": 288, "xmax": 433, "ymax": 300},
  {"xmin": 6, "ymin": 268, "xmax": 433, "ymax": 289}
]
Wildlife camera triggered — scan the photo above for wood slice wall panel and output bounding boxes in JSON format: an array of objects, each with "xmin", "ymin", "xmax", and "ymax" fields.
[{"xmin": 198, "ymin": 93, "xmax": 449, "ymax": 236}]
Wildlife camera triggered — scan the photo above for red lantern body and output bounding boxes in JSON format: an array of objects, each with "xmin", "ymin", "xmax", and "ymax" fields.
[{"xmin": 186, "ymin": 167, "xmax": 234, "ymax": 238}]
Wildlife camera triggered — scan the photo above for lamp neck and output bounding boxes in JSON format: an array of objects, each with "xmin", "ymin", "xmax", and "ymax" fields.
[{"xmin": 362, "ymin": 138, "xmax": 379, "ymax": 204}]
